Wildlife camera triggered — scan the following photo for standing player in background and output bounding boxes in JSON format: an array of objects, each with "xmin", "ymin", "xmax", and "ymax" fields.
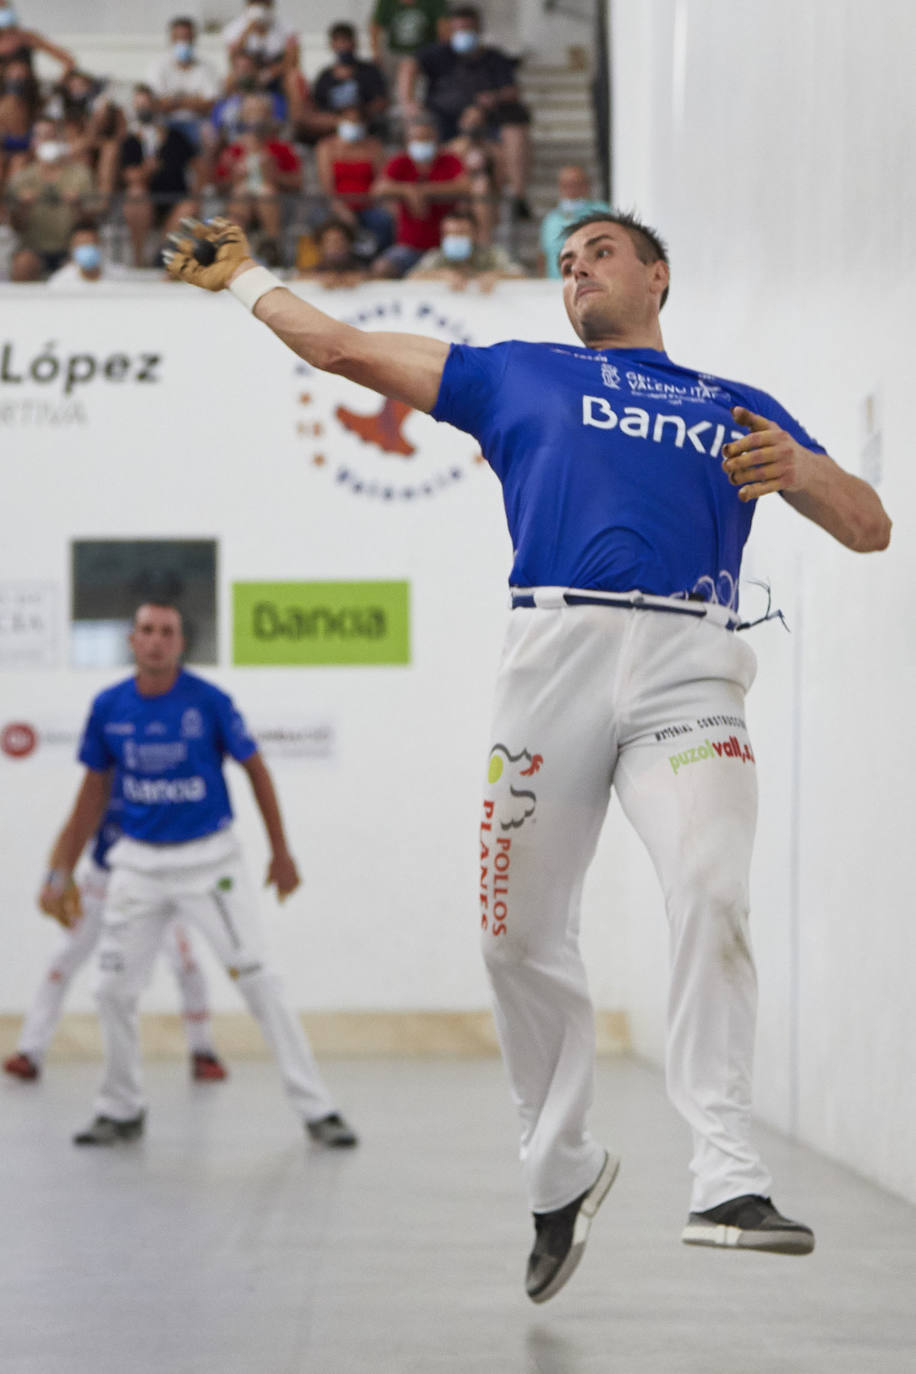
[
  {"xmin": 40, "ymin": 601, "xmax": 357, "ymax": 1151},
  {"xmin": 164, "ymin": 213, "xmax": 890, "ymax": 1299},
  {"xmin": 5, "ymin": 782, "xmax": 228, "ymax": 1083}
]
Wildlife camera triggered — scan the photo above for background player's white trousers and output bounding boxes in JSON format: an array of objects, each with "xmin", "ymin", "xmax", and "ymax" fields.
[
  {"xmin": 92, "ymin": 836, "xmax": 334, "ymax": 1125},
  {"xmin": 18, "ymin": 861, "xmax": 214, "ymax": 1061},
  {"xmin": 479, "ymin": 603, "xmax": 774, "ymax": 1214}
]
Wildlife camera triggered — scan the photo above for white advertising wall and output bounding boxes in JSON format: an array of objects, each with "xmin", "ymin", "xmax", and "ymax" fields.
[
  {"xmin": 610, "ymin": 0, "xmax": 916, "ymax": 1202},
  {"xmin": 0, "ymin": 279, "xmax": 638, "ymax": 1026}
]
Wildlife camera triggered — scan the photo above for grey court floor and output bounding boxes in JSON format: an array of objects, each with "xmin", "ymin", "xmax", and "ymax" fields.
[{"xmin": 1, "ymin": 1055, "xmax": 915, "ymax": 1374}]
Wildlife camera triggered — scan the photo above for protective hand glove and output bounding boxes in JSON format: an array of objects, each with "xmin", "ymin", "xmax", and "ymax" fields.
[{"xmin": 164, "ymin": 217, "xmax": 253, "ymax": 291}]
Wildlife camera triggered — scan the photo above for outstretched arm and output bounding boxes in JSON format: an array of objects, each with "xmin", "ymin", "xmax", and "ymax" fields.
[
  {"xmin": 722, "ymin": 406, "xmax": 891, "ymax": 553},
  {"xmin": 240, "ymin": 751, "xmax": 301, "ymax": 900},
  {"xmin": 165, "ymin": 218, "xmax": 449, "ymax": 412}
]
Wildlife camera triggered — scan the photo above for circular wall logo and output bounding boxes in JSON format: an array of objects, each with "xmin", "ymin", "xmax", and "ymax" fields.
[
  {"xmin": 293, "ymin": 297, "xmax": 484, "ymax": 499},
  {"xmin": 1, "ymin": 721, "xmax": 38, "ymax": 758}
]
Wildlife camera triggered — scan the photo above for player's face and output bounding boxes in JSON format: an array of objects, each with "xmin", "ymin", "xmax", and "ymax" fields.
[
  {"xmin": 129, "ymin": 605, "xmax": 184, "ymax": 676},
  {"xmin": 559, "ymin": 223, "xmax": 667, "ymax": 345}
]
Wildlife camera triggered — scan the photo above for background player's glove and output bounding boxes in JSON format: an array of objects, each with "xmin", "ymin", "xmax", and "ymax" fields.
[
  {"xmin": 163, "ymin": 217, "xmax": 252, "ymax": 292},
  {"xmin": 39, "ymin": 872, "xmax": 83, "ymax": 929}
]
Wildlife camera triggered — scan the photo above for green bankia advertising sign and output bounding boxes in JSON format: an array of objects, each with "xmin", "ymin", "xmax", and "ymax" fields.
[{"xmin": 233, "ymin": 581, "xmax": 410, "ymax": 666}]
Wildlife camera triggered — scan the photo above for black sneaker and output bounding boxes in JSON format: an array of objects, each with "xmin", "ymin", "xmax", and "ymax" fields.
[
  {"xmin": 525, "ymin": 1151, "xmax": 620, "ymax": 1303},
  {"xmin": 73, "ymin": 1112, "xmax": 146, "ymax": 1146},
  {"xmin": 306, "ymin": 1112, "xmax": 358, "ymax": 1148},
  {"xmin": 681, "ymin": 1194, "xmax": 814, "ymax": 1255}
]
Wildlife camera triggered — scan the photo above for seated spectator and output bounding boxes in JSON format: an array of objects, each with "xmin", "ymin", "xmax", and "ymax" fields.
[
  {"xmin": 408, "ymin": 204, "xmax": 523, "ymax": 289},
  {"xmin": 370, "ymin": 0, "xmax": 448, "ymax": 88},
  {"xmin": 537, "ymin": 164, "xmax": 610, "ymax": 278},
  {"xmin": 401, "ymin": 4, "xmax": 532, "ymax": 217},
  {"xmin": 445, "ymin": 102, "xmax": 502, "ymax": 242},
  {"xmin": 312, "ymin": 23, "xmax": 389, "ymax": 138},
  {"xmin": 295, "ymin": 217, "xmax": 369, "ymax": 288},
  {"xmin": 46, "ymin": 219, "xmax": 128, "ymax": 289},
  {"xmin": 0, "ymin": 6, "xmax": 74, "ymax": 79},
  {"xmin": 215, "ymin": 92, "xmax": 302, "ymax": 265},
  {"xmin": 222, "ymin": 2, "xmax": 299, "ymax": 96},
  {"xmin": 49, "ymin": 70, "xmax": 126, "ymax": 202},
  {"xmin": 0, "ymin": 55, "xmax": 40, "ymax": 187},
  {"xmin": 147, "ymin": 16, "xmax": 220, "ymax": 149},
  {"xmin": 117, "ymin": 85, "xmax": 198, "ymax": 267},
  {"xmin": 209, "ymin": 51, "xmax": 286, "ymax": 150},
  {"xmin": 370, "ymin": 113, "xmax": 468, "ymax": 278},
  {"xmin": 315, "ymin": 105, "xmax": 393, "ymax": 259},
  {"xmin": 6, "ymin": 117, "xmax": 98, "ymax": 280}
]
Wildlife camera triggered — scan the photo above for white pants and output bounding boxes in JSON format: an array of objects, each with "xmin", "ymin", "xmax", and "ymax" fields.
[
  {"xmin": 18, "ymin": 861, "xmax": 214, "ymax": 1062},
  {"xmin": 479, "ymin": 602, "xmax": 773, "ymax": 1214},
  {"xmin": 93, "ymin": 833, "xmax": 335, "ymax": 1126}
]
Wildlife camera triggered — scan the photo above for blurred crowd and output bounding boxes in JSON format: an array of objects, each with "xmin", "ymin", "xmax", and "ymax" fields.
[{"xmin": 0, "ymin": 0, "xmax": 608, "ymax": 289}]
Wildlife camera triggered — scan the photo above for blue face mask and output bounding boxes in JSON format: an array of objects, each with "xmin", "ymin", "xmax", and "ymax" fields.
[
  {"xmin": 173, "ymin": 40, "xmax": 194, "ymax": 63},
  {"xmin": 451, "ymin": 29, "xmax": 478, "ymax": 54},
  {"xmin": 73, "ymin": 243, "xmax": 102, "ymax": 271},
  {"xmin": 407, "ymin": 139, "xmax": 436, "ymax": 164},
  {"xmin": 441, "ymin": 233, "xmax": 472, "ymax": 262},
  {"xmin": 0, "ymin": 8, "xmax": 18, "ymax": 29},
  {"xmin": 559, "ymin": 197, "xmax": 589, "ymax": 216}
]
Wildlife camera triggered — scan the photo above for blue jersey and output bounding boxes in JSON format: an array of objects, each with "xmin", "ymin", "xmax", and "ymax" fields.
[
  {"xmin": 432, "ymin": 342, "xmax": 825, "ymax": 608},
  {"xmin": 78, "ymin": 669, "xmax": 257, "ymax": 846}
]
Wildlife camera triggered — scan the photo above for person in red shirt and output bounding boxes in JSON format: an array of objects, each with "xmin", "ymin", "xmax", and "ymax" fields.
[
  {"xmin": 370, "ymin": 112, "xmax": 468, "ymax": 277},
  {"xmin": 315, "ymin": 103, "xmax": 393, "ymax": 258},
  {"xmin": 215, "ymin": 91, "xmax": 301, "ymax": 263}
]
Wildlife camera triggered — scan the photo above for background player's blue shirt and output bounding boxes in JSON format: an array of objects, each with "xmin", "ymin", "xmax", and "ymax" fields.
[
  {"xmin": 432, "ymin": 342, "xmax": 826, "ymax": 608},
  {"xmin": 78, "ymin": 670, "xmax": 257, "ymax": 846}
]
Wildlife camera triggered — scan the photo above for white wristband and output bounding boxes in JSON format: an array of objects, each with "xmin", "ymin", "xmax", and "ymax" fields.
[{"xmin": 229, "ymin": 266, "xmax": 283, "ymax": 313}]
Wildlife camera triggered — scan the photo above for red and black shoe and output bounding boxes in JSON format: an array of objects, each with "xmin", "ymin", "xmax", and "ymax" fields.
[
  {"xmin": 3, "ymin": 1052, "xmax": 40, "ymax": 1080},
  {"xmin": 191, "ymin": 1051, "xmax": 228, "ymax": 1081}
]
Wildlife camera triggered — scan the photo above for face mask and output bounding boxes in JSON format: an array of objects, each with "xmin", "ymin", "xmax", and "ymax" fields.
[
  {"xmin": 334, "ymin": 47, "xmax": 356, "ymax": 65},
  {"xmin": 559, "ymin": 197, "xmax": 589, "ymax": 216},
  {"xmin": 73, "ymin": 243, "xmax": 102, "ymax": 271},
  {"xmin": 5, "ymin": 78, "xmax": 27, "ymax": 95},
  {"xmin": 0, "ymin": 9, "xmax": 18, "ymax": 29},
  {"xmin": 173, "ymin": 41, "xmax": 194, "ymax": 63},
  {"xmin": 36, "ymin": 141, "xmax": 67, "ymax": 164},
  {"xmin": 407, "ymin": 139, "xmax": 435, "ymax": 163},
  {"xmin": 237, "ymin": 76, "xmax": 257, "ymax": 91},
  {"xmin": 451, "ymin": 29, "xmax": 478, "ymax": 54},
  {"xmin": 441, "ymin": 233, "xmax": 472, "ymax": 262},
  {"xmin": 338, "ymin": 119, "xmax": 364, "ymax": 142},
  {"xmin": 136, "ymin": 108, "xmax": 155, "ymax": 124}
]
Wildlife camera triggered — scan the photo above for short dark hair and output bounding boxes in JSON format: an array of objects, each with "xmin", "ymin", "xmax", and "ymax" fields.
[
  {"xmin": 449, "ymin": 4, "xmax": 482, "ymax": 26},
  {"xmin": 330, "ymin": 21, "xmax": 356, "ymax": 41},
  {"xmin": 134, "ymin": 599, "xmax": 183, "ymax": 628},
  {"xmin": 317, "ymin": 217, "xmax": 356, "ymax": 245},
  {"xmin": 70, "ymin": 219, "xmax": 100, "ymax": 239},
  {"xmin": 169, "ymin": 16, "xmax": 196, "ymax": 37},
  {"xmin": 558, "ymin": 210, "xmax": 670, "ymax": 309}
]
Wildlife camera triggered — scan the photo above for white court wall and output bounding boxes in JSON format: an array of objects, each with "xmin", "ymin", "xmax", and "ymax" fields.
[
  {"xmin": 0, "ymin": 280, "xmax": 632, "ymax": 1026},
  {"xmin": 609, "ymin": 0, "xmax": 916, "ymax": 1201}
]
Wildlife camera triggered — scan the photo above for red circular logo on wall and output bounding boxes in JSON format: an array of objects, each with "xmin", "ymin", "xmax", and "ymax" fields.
[{"xmin": 1, "ymin": 722, "xmax": 38, "ymax": 758}]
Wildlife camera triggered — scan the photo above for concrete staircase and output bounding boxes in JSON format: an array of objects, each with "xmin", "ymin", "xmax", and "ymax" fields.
[{"xmin": 506, "ymin": 56, "xmax": 603, "ymax": 268}]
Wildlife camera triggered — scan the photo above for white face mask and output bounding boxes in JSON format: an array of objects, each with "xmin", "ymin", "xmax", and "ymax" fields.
[
  {"xmin": 441, "ymin": 233, "xmax": 473, "ymax": 262},
  {"xmin": 450, "ymin": 29, "xmax": 478, "ymax": 54},
  {"xmin": 559, "ymin": 197, "xmax": 589, "ymax": 216},
  {"xmin": 36, "ymin": 140, "xmax": 67, "ymax": 164},
  {"xmin": 338, "ymin": 120, "xmax": 365, "ymax": 142},
  {"xmin": 407, "ymin": 139, "xmax": 436, "ymax": 164}
]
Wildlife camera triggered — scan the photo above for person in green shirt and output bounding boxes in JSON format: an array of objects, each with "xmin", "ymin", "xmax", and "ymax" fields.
[{"xmin": 370, "ymin": 0, "xmax": 448, "ymax": 89}]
